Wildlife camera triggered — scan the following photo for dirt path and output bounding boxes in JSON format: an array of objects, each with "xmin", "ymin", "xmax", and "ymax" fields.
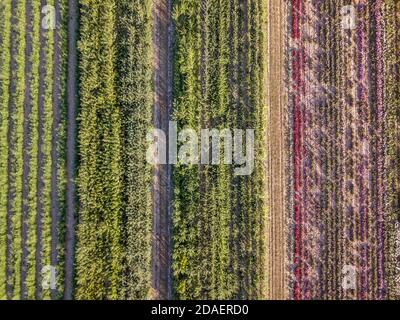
[
  {"xmin": 64, "ymin": 0, "xmax": 78, "ymax": 300},
  {"xmin": 265, "ymin": 0, "xmax": 287, "ymax": 300},
  {"xmin": 151, "ymin": 0, "xmax": 172, "ymax": 300}
]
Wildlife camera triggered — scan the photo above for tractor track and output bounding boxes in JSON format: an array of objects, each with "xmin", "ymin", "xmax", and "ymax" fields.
[
  {"xmin": 265, "ymin": 0, "xmax": 287, "ymax": 300},
  {"xmin": 151, "ymin": 0, "xmax": 173, "ymax": 299}
]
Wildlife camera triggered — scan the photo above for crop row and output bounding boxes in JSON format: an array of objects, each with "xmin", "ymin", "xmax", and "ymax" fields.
[
  {"xmin": 172, "ymin": 0, "xmax": 267, "ymax": 299},
  {"xmin": 53, "ymin": 0, "xmax": 69, "ymax": 299},
  {"xmin": 25, "ymin": 0, "xmax": 40, "ymax": 300},
  {"xmin": 287, "ymin": 0, "xmax": 400, "ymax": 300},
  {"xmin": 116, "ymin": 0, "xmax": 153, "ymax": 300},
  {"xmin": 76, "ymin": 0, "xmax": 122, "ymax": 299},
  {"xmin": 7, "ymin": 0, "xmax": 26, "ymax": 299},
  {"xmin": 76, "ymin": 0, "xmax": 153, "ymax": 299},
  {"xmin": 0, "ymin": 0, "xmax": 11, "ymax": 299},
  {"xmin": 0, "ymin": 0, "xmax": 68, "ymax": 300}
]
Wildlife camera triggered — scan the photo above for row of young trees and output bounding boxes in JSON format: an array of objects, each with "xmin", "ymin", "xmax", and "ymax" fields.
[{"xmin": 171, "ymin": 0, "xmax": 267, "ymax": 299}]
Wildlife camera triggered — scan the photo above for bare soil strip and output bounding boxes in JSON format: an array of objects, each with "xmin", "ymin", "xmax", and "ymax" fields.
[
  {"xmin": 64, "ymin": 0, "xmax": 77, "ymax": 300},
  {"xmin": 265, "ymin": 0, "xmax": 287, "ymax": 300},
  {"xmin": 166, "ymin": 0, "xmax": 173, "ymax": 297},
  {"xmin": 151, "ymin": 0, "xmax": 172, "ymax": 300}
]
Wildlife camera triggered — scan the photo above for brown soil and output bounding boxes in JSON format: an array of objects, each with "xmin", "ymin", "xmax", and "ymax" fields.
[
  {"xmin": 265, "ymin": 0, "xmax": 287, "ymax": 300},
  {"xmin": 151, "ymin": 0, "xmax": 172, "ymax": 300}
]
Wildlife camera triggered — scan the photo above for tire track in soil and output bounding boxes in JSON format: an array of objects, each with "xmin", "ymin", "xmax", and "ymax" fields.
[
  {"xmin": 265, "ymin": 0, "xmax": 286, "ymax": 300},
  {"xmin": 64, "ymin": 0, "xmax": 77, "ymax": 300},
  {"xmin": 151, "ymin": 0, "xmax": 172, "ymax": 299},
  {"xmin": 21, "ymin": 0, "xmax": 33, "ymax": 300}
]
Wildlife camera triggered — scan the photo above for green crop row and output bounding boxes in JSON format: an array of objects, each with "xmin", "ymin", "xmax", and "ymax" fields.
[
  {"xmin": 25, "ymin": 0, "xmax": 40, "ymax": 300},
  {"xmin": 76, "ymin": 0, "xmax": 154, "ymax": 299},
  {"xmin": 76, "ymin": 0, "xmax": 122, "ymax": 300},
  {"xmin": 55, "ymin": 0, "xmax": 69, "ymax": 299},
  {"xmin": 115, "ymin": 0, "xmax": 153, "ymax": 300},
  {"xmin": 39, "ymin": 0, "xmax": 56, "ymax": 300},
  {"xmin": 172, "ymin": 0, "xmax": 266, "ymax": 299},
  {"xmin": 0, "ymin": 0, "xmax": 11, "ymax": 300},
  {"xmin": 172, "ymin": 0, "xmax": 203, "ymax": 299},
  {"xmin": 8, "ymin": 0, "xmax": 26, "ymax": 299}
]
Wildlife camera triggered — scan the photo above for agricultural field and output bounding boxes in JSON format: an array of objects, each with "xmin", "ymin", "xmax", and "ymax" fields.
[
  {"xmin": 0, "ymin": 0, "xmax": 398, "ymax": 301},
  {"xmin": 286, "ymin": 0, "xmax": 400, "ymax": 299},
  {"xmin": 0, "ymin": 0, "xmax": 68, "ymax": 299}
]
